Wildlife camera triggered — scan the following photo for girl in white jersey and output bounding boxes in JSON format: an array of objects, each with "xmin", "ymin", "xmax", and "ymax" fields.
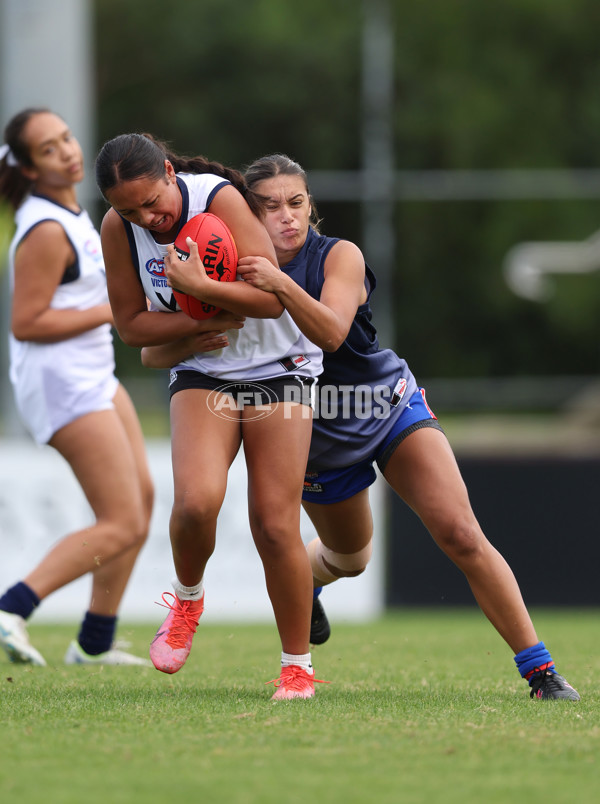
[
  {"xmin": 0, "ymin": 108, "xmax": 153, "ymax": 667},
  {"xmin": 95, "ymin": 133, "xmax": 325, "ymax": 699}
]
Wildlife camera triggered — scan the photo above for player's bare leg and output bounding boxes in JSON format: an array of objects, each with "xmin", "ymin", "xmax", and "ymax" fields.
[
  {"xmin": 385, "ymin": 427, "xmax": 579, "ymax": 698},
  {"xmin": 150, "ymin": 388, "xmax": 241, "ymax": 674},
  {"xmin": 26, "ymin": 404, "xmax": 149, "ymax": 605},
  {"xmin": 244, "ymin": 400, "xmax": 321, "ymax": 699},
  {"xmin": 383, "ymin": 426, "xmax": 538, "ymax": 653},
  {"xmin": 303, "ymin": 491, "xmax": 374, "ymax": 644},
  {"xmin": 1, "ymin": 385, "xmax": 153, "ymax": 666}
]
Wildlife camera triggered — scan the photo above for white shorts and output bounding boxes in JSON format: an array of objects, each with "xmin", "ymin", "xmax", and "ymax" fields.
[{"xmin": 10, "ymin": 337, "xmax": 118, "ymax": 445}]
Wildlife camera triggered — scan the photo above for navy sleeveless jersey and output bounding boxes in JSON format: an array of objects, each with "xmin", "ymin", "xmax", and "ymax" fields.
[{"xmin": 283, "ymin": 227, "xmax": 418, "ymax": 471}]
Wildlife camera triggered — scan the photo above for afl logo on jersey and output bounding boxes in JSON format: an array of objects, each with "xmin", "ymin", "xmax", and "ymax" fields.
[
  {"xmin": 146, "ymin": 258, "xmax": 169, "ymax": 288},
  {"xmin": 84, "ymin": 238, "xmax": 103, "ymax": 263},
  {"xmin": 146, "ymin": 258, "xmax": 166, "ymax": 277}
]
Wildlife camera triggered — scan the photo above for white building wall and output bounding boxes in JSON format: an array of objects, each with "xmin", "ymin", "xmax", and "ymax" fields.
[{"xmin": 0, "ymin": 439, "xmax": 384, "ymax": 625}]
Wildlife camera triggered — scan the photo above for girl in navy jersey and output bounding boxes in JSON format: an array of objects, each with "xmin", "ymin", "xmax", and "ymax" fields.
[
  {"xmin": 95, "ymin": 134, "xmax": 324, "ymax": 699},
  {"xmin": 0, "ymin": 108, "xmax": 153, "ymax": 667},
  {"xmin": 232, "ymin": 153, "xmax": 578, "ymax": 701}
]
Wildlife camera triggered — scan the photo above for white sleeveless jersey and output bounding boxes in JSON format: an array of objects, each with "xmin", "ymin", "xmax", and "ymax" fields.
[
  {"xmin": 8, "ymin": 193, "xmax": 117, "ymax": 444},
  {"xmin": 124, "ymin": 173, "xmax": 322, "ymax": 381}
]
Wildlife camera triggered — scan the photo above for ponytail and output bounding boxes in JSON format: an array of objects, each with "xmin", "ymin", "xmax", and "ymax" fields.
[
  {"xmin": 0, "ymin": 107, "xmax": 50, "ymax": 210},
  {"xmin": 95, "ymin": 132, "xmax": 252, "ymax": 205}
]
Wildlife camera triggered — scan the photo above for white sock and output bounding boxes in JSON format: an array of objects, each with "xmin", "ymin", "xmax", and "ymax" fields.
[
  {"xmin": 281, "ymin": 651, "xmax": 313, "ymax": 673},
  {"xmin": 172, "ymin": 577, "xmax": 204, "ymax": 601}
]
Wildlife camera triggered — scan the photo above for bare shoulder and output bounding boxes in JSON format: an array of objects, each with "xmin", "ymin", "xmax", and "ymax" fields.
[
  {"xmin": 324, "ymin": 238, "xmax": 365, "ymax": 276},
  {"xmin": 209, "ymin": 183, "xmax": 276, "ymax": 263},
  {"xmin": 209, "ymin": 183, "xmax": 261, "ymax": 228},
  {"xmin": 99, "ymin": 207, "xmax": 126, "ymax": 239},
  {"xmin": 22, "ymin": 218, "xmax": 66, "ymax": 245},
  {"xmin": 209, "ymin": 182, "xmax": 247, "ymax": 210},
  {"xmin": 328, "ymin": 238, "xmax": 364, "ymax": 260},
  {"xmin": 16, "ymin": 219, "xmax": 71, "ymax": 265}
]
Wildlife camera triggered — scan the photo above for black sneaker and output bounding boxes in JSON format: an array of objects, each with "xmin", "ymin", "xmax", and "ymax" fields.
[
  {"xmin": 529, "ymin": 670, "xmax": 580, "ymax": 701},
  {"xmin": 310, "ymin": 597, "xmax": 331, "ymax": 645}
]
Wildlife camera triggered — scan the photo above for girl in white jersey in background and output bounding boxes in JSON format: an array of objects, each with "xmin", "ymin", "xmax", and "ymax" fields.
[
  {"xmin": 0, "ymin": 108, "xmax": 153, "ymax": 667},
  {"xmin": 95, "ymin": 133, "xmax": 325, "ymax": 699}
]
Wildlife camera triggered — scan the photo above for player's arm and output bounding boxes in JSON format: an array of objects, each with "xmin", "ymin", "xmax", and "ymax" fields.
[
  {"xmin": 237, "ymin": 240, "xmax": 366, "ymax": 352},
  {"xmin": 11, "ymin": 221, "xmax": 113, "ymax": 343},
  {"xmin": 100, "ymin": 208, "xmax": 216, "ymax": 348},
  {"xmin": 141, "ymin": 311, "xmax": 245, "ymax": 369},
  {"xmin": 141, "ymin": 331, "xmax": 226, "ymax": 369},
  {"xmin": 202, "ymin": 184, "xmax": 284, "ymax": 318}
]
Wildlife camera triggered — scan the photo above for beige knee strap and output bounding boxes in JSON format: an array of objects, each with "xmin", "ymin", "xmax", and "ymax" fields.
[{"xmin": 307, "ymin": 537, "xmax": 373, "ymax": 583}]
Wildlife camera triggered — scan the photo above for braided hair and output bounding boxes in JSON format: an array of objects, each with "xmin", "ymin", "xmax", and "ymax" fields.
[{"xmin": 95, "ymin": 132, "xmax": 256, "ymax": 210}]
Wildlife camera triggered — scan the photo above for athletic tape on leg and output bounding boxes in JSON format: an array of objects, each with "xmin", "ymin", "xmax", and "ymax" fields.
[{"xmin": 307, "ymin": 537, "xmax": 373, "ymax": 583}]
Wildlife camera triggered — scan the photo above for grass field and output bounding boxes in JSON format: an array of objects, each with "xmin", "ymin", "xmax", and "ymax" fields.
[{"xmin": 0, "ymin": 609, "xmax": 597, "ymax": 804}]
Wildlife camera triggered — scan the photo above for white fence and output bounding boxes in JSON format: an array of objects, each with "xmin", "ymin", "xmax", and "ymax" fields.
[{"xmin": 0, "ymin": 439, "xmax": 384, "ymax": 625}]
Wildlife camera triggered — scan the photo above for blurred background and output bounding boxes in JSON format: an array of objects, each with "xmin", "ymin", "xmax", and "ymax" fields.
[{"xmin": 1, "ymin": 0, "xmax": 599, "ymax": 618}]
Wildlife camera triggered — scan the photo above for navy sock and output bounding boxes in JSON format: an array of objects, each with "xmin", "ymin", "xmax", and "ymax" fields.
[
  {"xmin": 514, "ymin": 641, "xmax": 555, "ymax": 684},
  {"xmin": 78, "ymin": 612, "xmax": 117, "ymax": 656},
  {"xmin": 313, "ymin": 586, "xmax": 323, "ymax": 600},
  {"xmin": 0, "ymin": 582, "xmax": 41, "ymax": 620}
]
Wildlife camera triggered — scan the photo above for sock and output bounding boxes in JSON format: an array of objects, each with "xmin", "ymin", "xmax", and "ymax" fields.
[
  {"xmin": 281, "ymin": 651, "xmax": 313, "ymax": 673},
  {"xmin": 514, "ymin": 641, "xmax": 555, "ymax": 684},
  {"xmin": 78, "ymin": 611, "xmax": 117, "ymax": 656},
  {"xmin": 313, "ymin": 586, "xmax": 323, "ymax": 600},
  {"xmin": 172, "ymin": 577, "xmax": 204, "ymax": 601},
  {"xmin": 0, "ymin": 582, "xmax": 41, "ymax": 620}
]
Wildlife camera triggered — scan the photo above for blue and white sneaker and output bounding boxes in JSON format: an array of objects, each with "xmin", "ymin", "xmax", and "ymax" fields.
[
  {"xmin": 0, "ymin": 609, "xmax": 46, "ymax": 666},
  {"xmin": 64, "ymin": 640, "xmax": 152, "ymax": 666}
]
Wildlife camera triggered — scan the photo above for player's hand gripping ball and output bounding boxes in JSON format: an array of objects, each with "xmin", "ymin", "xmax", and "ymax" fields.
[{"xmin": 173, "ymin": 213, "xmax": 238, "ymax": 320}]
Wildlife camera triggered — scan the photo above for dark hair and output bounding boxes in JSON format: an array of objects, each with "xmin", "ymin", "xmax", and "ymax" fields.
[
  {"xmin": 244, "ymin": 153, "xmax": 321, "ymax": 231},
  {"xmin": 95, "ymin": 132, "xmax": 251, "ymax": 205},
  {"xmin": 0, "ymin": 107, "xmax": 53, "ymax": 210}
]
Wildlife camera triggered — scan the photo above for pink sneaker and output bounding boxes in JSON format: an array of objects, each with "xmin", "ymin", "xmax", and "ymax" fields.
[
  {"xmin": 149, "ymin": 592, "xmax": 204, "ymax": 674},
  {"xmin": 267, "ymin": 664, "xmax": 329, "ymax": 700}
]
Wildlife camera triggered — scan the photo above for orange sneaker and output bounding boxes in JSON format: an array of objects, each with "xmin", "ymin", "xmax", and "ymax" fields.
[
  {"xmin": 149, "ymin": 592, "xmax": 204, "ymax": 674},
  {"xmin": 267, "ymin": 664, "xmax": 330, "ymax": 700}
]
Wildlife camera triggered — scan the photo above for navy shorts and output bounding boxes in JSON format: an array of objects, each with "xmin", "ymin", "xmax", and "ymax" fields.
[
  {"xmin": 169, "ymin": 369, "xmax": 315, "ymax": 407},
  {"xmin": 302, "ymin": 388, "xmax": 443, "ymax": 505}
]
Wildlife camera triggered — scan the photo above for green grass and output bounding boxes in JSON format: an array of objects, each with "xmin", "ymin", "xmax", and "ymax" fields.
[{"xmin": 0, "ymin": 610, "xmax": 598, "ymax": 804}]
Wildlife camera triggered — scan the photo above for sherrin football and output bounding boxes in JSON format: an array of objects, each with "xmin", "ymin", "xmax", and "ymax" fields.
[{"xmin": 172, "ymin": 212, "xmax": 238, "ymax": 320}]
